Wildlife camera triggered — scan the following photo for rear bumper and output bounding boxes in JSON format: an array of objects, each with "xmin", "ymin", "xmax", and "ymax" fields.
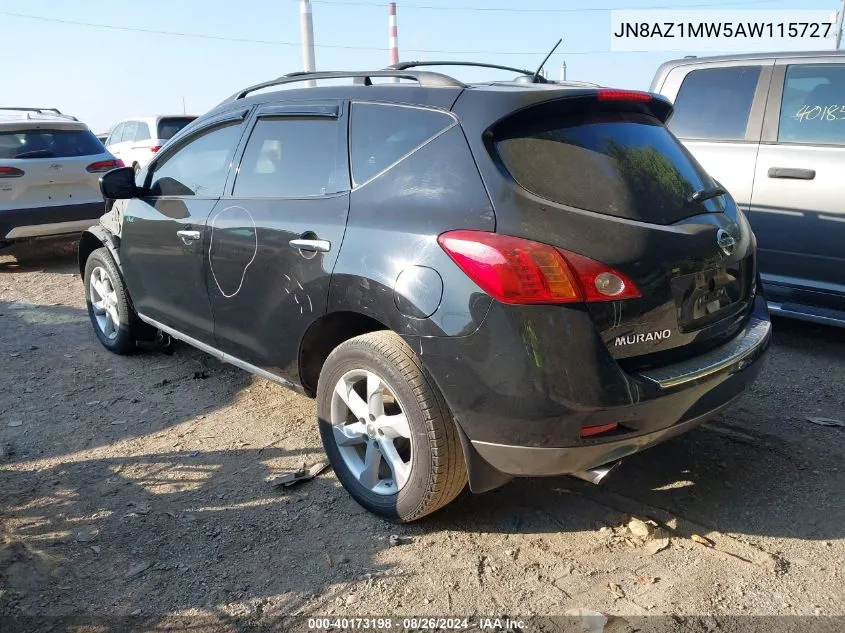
[
  {"xmin": 0, "ymin": 202, "xmax": 103, "ymax": 241},
  {"xmin": 415, "ymin": 293, "xmax": 771, "ymax": 483}
]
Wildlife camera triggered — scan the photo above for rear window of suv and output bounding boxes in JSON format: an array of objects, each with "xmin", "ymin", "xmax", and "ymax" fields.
[
  {"xmin": 0, "ymin": 129, "xmax": 104, "ymax": 159},
  {"xmin": 157, "ymin": 117, "xmax": 196, "ymax": 140},
  {"xmin": 494, "ymin": 105, "xmax": 722, "ymax": 225}
]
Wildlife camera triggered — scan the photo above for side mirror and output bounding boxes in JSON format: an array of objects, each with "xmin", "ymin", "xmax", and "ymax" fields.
[{"xmin": 100, "ymin": 166, "xmax": 142, "ymax": 200}]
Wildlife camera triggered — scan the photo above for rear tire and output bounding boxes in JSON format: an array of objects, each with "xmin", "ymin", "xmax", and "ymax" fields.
[
  {"xmin": 83, "ymin": 247, "xmax": 141, "ymax": 354},
  {"xmin": 317, "ymin": 331, "xmax": 467, "ymax": 522}
]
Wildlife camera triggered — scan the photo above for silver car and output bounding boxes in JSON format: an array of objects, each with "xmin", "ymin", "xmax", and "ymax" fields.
[{"xmin": 651, "ymin": 51, "xmax": 845, "ymax": 327}]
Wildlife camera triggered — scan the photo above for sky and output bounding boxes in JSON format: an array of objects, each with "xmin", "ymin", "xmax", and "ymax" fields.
[{"xmin": 3, "ymin": 0, "xmax": 841, "ymax": 133}]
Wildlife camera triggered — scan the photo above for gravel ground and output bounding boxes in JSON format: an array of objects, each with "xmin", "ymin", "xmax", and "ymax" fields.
[{"xmin": 1, "ymin": 239, "xmax": 843, "ymax": 632}]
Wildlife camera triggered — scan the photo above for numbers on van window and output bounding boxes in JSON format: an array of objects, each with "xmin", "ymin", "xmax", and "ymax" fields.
[{"xmin": 793, "ymin": 104, "xmax": 845, "ymax": 123}]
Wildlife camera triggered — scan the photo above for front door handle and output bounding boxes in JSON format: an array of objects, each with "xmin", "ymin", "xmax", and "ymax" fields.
[
  {"xmin": 177, "ymin": 229, "xmax": 201, "ymax": 242},
  {"xmin": 289, "ymin": 238, "xmax": 331, "ymax": 253},
  {"xmin": 768, "ymin": 167, "xmax": 816, "ymax": 180}
]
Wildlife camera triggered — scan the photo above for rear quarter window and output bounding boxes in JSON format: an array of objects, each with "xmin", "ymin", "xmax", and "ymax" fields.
[
  {"xmin": 350, "ymin": 103, "xmax": 455, "ymax": 185},
  {"xmin": 0, "ymin": 129, "xmax": 104, "ymax": 159},
  {"xmin": 494, "ymin": 106, "xmax": 721, "ymax": 225}
]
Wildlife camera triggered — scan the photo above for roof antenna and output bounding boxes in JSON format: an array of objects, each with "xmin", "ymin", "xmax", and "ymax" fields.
[{"xmin": 533, "ymin": 38, "xmax": 562, "ymax": 83}]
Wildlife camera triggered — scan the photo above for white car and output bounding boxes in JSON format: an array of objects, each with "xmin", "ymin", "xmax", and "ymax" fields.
[
  {"xmin": 0, "ymin": 108, "xmax": 121, "ymax": 246},
  {"xmin": 104, "ymin": 115, "xmax": 196, "ymax": 172}
]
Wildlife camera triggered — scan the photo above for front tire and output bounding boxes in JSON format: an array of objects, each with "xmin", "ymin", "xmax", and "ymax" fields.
[
  {"xmin": 317, "ymin": 331, "xmax": 467, "ymax": 522},
  {"xmin": 83, "ymin": 247, "xmax": 140, "ymax": 354}
]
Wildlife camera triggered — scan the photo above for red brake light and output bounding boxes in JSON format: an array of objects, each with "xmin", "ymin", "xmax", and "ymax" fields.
[
  {"xmin": 558, "ymin": 248, "xmax": 641, "ymax": 302},
  {"xmin": 580, "ymin": 423, "xmax": 619, "ymax": 438},
  {"xmin": 0, "ymin": 166, "xmax": 25, "ymax": 178},
  {"xmin": 150, "ymin": 146, "xmax": 162, "ymax": 153},
  {"xmin": 437, "ymin": 230, "xmax": 641, "ymax": 305},
  {"xmin": 86, "ymin": 159, "xmax": 124, "ymax": 173},
  {"xmin": 597, "ymin": 89, "xmax": 652, "ymax": 102}
]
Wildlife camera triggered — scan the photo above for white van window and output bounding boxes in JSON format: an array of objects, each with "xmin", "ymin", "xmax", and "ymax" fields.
[
  {"xmin": 778, "ymin": 64, "xmax": 845, "ymax": 145},
  {"xmin": 668, "ymin": 66, "xmax": 761, "ymax": 141}
]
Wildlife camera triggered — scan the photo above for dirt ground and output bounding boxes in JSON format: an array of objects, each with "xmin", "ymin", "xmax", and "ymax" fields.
[{"xmin": 1, "ymin": 239, "xmax": 843, "ymax": 632}]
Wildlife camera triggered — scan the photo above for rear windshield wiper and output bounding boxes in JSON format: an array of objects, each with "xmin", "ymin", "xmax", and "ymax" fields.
[
  {"xmin": 15, "ymin": 150, "xmax": 56, "ymax": 159},
  {"xmin": 688, "ymin": 185, "xmax": 727, "ymax": 204}
]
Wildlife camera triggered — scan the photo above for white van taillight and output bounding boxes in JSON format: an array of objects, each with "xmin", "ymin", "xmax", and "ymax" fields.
[{"xmin": 150, "ymin": 146, "xmax": 162, "ymax": 153}]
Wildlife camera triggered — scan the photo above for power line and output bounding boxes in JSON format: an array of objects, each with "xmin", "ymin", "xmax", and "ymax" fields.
[{"xmin": 310, "ymin": 0, "xmax": 782, "ymax": 11}]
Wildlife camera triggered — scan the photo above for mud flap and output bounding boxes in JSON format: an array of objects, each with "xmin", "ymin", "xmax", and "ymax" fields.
[{"xmin": 454, "ymin": 418, "xmax": 513, "ymax": 494}]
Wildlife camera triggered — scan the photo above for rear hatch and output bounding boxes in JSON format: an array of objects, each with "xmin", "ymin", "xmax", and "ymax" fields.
[
  {"xmin": 0, "ymin": 123, "xmax": 113, "ymax": 210},
  {"xmin": 456, "ymin": 87, "xmax": 756, "ymax": 367}
]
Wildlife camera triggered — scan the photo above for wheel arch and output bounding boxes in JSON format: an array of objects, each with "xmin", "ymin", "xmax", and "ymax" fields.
[
  {"xmin": 78, "ymin": 226, "xmax": 121, "ymax": 277},
  {"xmin": 299, "ymin": 310, "xmax": 390, "ymax": 397}
]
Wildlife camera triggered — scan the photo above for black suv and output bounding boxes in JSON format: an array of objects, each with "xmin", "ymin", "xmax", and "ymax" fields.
[{"xmin": 80, "ymin": 64, "xmax": 771, "ymax": 521}]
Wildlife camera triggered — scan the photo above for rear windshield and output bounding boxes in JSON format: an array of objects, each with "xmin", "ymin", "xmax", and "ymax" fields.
[
  {"xmin": 157, "ymin": 117, "xmax": 196, "ymax": 140},
  {"xmin": 0, "ymin": 129, "xmax": 104, "ymax": 159},
  {"xmin": 494, "ymin": 108, "xmax": 722, "ymax": 224}
]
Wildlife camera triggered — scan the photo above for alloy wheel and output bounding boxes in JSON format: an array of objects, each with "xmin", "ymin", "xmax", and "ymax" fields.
[
  {"xmin": 330, "ymin": 369, "xmax": 413, "ymax": 495},
  {"xmin": 89, "ymin": 266, "xmax": 120, "ymax": 340}
]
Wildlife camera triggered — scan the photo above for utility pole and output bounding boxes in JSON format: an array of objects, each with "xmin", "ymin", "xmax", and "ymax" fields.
[
  {"xmin": 181, "ymin": 96, "xmax": 186, "ymax": 115},
  {"xmin": 389, "ymin": 2, "xmax": 399, "ymax": 83},
  {"xmin": 834, "ymin": 0, "xmax": 845, "ymax": 49},
  {"xmin": 300, "ymin": 0, "xmax": 317, "ymax": 87}
]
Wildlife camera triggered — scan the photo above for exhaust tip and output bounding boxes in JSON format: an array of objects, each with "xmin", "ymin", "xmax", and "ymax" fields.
[{"xmin": 571, "ymin": 460, "xmax": 621, "ymax": 485}]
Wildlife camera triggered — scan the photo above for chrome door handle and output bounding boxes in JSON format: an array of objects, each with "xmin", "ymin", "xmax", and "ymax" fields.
[
  {"xmin": 177, "ymin": 229, "xmax": 201, "ymax": 242},
  {"xmin": 289, "ymin": 238, "xmax": 331, "ymax": 253}
]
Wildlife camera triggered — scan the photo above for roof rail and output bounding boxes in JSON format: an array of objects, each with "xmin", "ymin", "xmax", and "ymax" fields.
[
  {"xmin": 387, "ymin": 61, "xmax": 548, "ymax": 83},
  {"xmin": 0, "ymin": 107, "xmax": 78, "ymax": 121},
  {"xmin": 225, "ymin": 70, "xmax": 465, "ymax": 103}
]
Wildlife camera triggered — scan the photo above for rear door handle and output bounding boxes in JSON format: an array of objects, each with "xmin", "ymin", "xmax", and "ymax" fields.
[
  {"xmin": 177, "ymin": 229, "xmax": 201, "ymax": 242},
  {"xmin": 289, "ymin": 238, "xmax": 331, "ymax": 253},
  {"xmin": 767, "ymin": 167, "xmax": 816, "ymax": 180}
]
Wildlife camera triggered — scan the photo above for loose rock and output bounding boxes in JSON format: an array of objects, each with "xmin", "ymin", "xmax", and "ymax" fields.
[{"xmin": 627, "ymin": 517, "xmax": 654, "ymax": 539}]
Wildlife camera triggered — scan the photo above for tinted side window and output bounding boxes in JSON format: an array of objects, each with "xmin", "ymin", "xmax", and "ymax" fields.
[
  {"xmin": 150, "ymin": 123, "xmax": 243, "ymax": 197},
  {"xmin": 350, "ymin": 103, "xmax": 454, "ymax": 185},
  {"xmin": 233, "ymin": 117, "xmax": 347, "ymax": 198},
  {"xmin": 135, "ymin": 122, "xmax": 151, "ymax": 142},
  {"xmin": 158, "ymin": 117, "xmax": 196, "ymax": 140},
  {"xmin": 668, "ymin": 66, "xmax": 761, "ymax": 141},
  {"xmin": 120, "ymin": 121, "xmax": 138, "ymax": 143},
  {"xmin": 778, "ymin": 64, "xmax": 845, "ymax": 145}
]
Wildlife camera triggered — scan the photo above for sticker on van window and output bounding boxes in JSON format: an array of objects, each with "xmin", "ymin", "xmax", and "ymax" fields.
[{"xmin": 793, "ymin": 104, "xmax": 845, "ymax": 122}]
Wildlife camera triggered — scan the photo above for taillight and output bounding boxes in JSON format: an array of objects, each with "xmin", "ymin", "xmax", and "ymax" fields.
[
  {"xmin": 580, "ymin": 423, "xmax": 619, "ymax": 438},
  {"xmin": 437, "ymin": 230, "xmax": 641, "ymax": 305},
  {"xmin": 150, "ymin": 146, "xmax": 162, "ymax": 153},
  {"xmin": 0, "ymin": 166, "xmax": 24, "ymax": 178},
  {"xmin": 86, "ymin": 159, "xmax": 124, "ymax": 173},
  {"xmin": 597, "ymin": 89, "xmax": 652, "ymax": 102}
]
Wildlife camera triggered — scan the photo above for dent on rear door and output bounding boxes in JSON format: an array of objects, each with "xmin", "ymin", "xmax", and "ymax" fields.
[{"xmin": 205, "ymin": 103, "xmax": 352, "ymax": 382}]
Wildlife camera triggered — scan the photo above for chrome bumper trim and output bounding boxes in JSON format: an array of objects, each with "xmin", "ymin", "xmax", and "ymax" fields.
[{"xmin": 639, "ymin": 316, "xmax": 771, "ymax": 389}]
